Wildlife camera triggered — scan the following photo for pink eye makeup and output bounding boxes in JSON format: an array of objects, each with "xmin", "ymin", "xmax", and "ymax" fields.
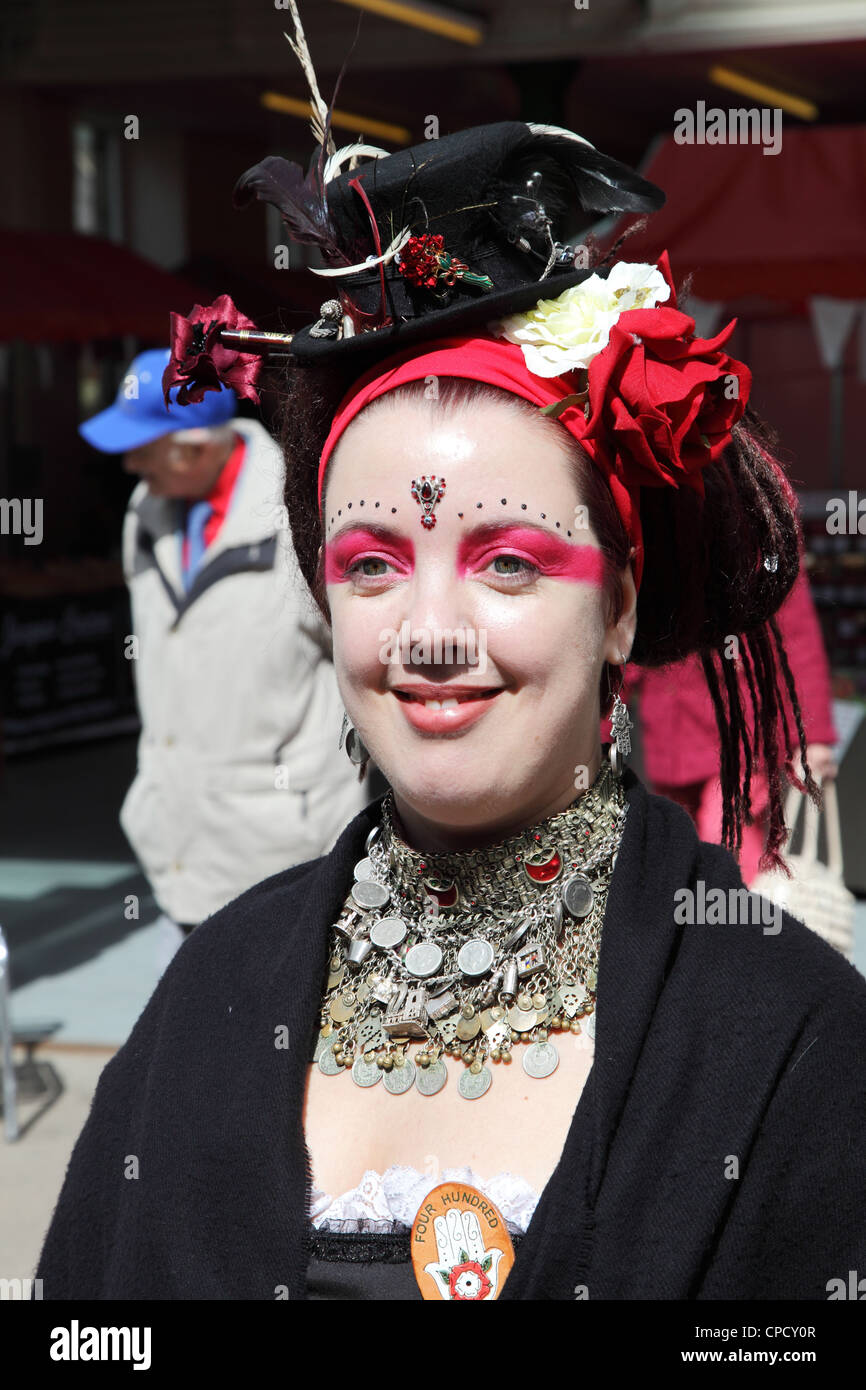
[
  {"xmin": 456, "ymin": 526, "xmax": 606, "ymax": 587},
  {"xmin": 324, "ymin": 527, "xmax": 415, "ymax": 584}
]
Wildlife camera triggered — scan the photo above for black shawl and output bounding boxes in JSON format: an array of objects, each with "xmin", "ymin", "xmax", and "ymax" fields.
[{"xmin": 36, "ymin": 772, "xmax": 866, "ymax": 1299}]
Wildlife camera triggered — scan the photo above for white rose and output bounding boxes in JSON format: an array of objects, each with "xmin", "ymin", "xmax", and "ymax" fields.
[
  {"xmin": 454, "ymin": 1269, "xmax": 483, "ymax": 1298},
  {"xmin": 490, "ymin": 261, "xmax": 671, "ymax": 378}
]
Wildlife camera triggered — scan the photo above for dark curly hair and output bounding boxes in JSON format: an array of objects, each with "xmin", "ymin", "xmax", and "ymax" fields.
[{"xmin": 277, "ymin": 343, "xmax": 818, "ymax": 874}]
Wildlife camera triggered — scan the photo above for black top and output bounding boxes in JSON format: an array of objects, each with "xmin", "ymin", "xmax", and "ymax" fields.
[
  {"xmin": 36, "ymin": 772, "xmax": 866, "ymax": 1299},
  {"xmin": 305, "ymin": 1229, "xmax": 527, "ymax": 1300}
]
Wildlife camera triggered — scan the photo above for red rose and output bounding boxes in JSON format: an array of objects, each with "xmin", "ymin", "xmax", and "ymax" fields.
[
  {"xmin": 449, "ymin": 1259, "xmax": 492, "ymax": 1301},
  {"xmin": 582, "ymin": 292, "xmax": 751, "ymax": 498},
  {"xmin": 163, "ymin": 294, "xmax": 263, "ymax": 407}
]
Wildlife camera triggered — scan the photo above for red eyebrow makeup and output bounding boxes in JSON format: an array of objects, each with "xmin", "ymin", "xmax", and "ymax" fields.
[
  {"xmin": 324, "ymin": 526, "xmax": 415, "ymax": 583},
  {"xmin": 456, "ymin": 526, "xmax": 606, "ymax": 586}
]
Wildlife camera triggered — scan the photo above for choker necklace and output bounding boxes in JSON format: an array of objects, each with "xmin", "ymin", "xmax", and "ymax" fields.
[{"xmin": 313, "ymin": 760, "xmax": 627, "ymax": 1098}]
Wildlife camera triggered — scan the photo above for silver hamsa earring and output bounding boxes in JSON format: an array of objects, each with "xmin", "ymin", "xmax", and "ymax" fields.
[{"xmin": 609, "ymin": 652, "xmax": 633, "ymax": 780}]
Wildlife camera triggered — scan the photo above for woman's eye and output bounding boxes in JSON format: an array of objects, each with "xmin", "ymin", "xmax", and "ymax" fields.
[
  {"xmin": 345, "ymin": 555, "xmax": 397, "ymax": 581},
  {"xmin": 487, "ymin": 553, "xmax": 539, "ymax": 581}
]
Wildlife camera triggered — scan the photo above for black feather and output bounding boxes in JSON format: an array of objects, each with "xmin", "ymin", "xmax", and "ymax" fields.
[
  {"xmin": 488, "ymin": 136, "xmax": 664, "ymax": 255},
  {"xmin": 534, "ymin": 134, "xmax": 665, "ymax": 214},
  {"xmin": 233, "ymin": 156, "xmax": 349, "ymax": 264}
]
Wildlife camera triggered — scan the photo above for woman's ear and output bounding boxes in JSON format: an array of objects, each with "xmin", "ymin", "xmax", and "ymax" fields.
[{"xmin": 604, "ymin": 547, "xmax": 637, "ymax": 666}]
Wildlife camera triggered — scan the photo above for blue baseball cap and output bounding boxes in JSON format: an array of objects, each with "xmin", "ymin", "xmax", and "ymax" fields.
[{"xmin": 79, "ymin": 348, "xmax": 237, "ymax": 453}]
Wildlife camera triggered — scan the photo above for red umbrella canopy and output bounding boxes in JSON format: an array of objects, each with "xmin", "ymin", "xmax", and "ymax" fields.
[
  {"xmin": 0, "ymin": 228, "xmax": 213, "ymax": 342},
  {"xmin": 603, "ymin": 124, "xmax": 866, "ymax": 308}
]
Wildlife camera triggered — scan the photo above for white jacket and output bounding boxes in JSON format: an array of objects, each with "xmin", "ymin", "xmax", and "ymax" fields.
[{"xmin": 119, "ymin": 418, "xmax": 366, "ymax": 924}]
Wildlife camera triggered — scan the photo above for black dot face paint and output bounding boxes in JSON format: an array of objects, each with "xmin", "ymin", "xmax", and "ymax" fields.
[{"xmin": 325, "ymin": 498, "xmax": 581, "ymax": 540}]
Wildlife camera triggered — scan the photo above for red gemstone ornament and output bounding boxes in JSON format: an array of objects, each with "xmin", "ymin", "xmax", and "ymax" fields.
[
  {"xmin": 423, "ymin": 878, "xmax": 459, "ymax": 908},
  {"xmin": 523, "ymin": 848, "xmax": 562, "ymax": 883}
]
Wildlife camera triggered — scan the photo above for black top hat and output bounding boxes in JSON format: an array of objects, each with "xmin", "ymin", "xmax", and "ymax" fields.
[{"xmin": 233, "ymin": 120, "xmax": 665, "ymax": 369}]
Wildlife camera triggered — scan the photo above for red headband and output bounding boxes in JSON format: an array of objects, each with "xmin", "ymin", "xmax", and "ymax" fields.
[
  {"xmin": 318, "ymin": 335, "xmax": 652, "ymax": 586},
  {"xmin": 317, "ymin": 269, "xmax": 751, "ymax": 595}
]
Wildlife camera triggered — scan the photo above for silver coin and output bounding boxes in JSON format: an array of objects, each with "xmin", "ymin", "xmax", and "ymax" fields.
[
  {"xmin": 458, "ymin": 1066, "xmax": 492, "ymax": 1100},
  {"xmin": 562, "ymin": 874, "xmax": 595, "ymax": 919},
  {"xmin": 317, "ymin": 1041, "xmax": 343, "ymax": 1076},
  {"xmin": 351, "ymin": 1056, "xmax": 382, "ymax": 1088},
  {"xmin": 383, "ymin": 1059, "xmax": 417, "ymax": 1094},
  {"xmin": 523, "ymin": 1040, "xmax": 560, "ymax": 1079},
  {"xmin": 585, "ymin": 1010, "xmax": 596, "ymax": 1041},
  {"xmin": 502, "ymin": 917, "xmax": 532, "ymax": 952},
  {"xmin": 365, "ymin": 823, "xmax": 381, "ymax": 854},
  {"xmin": 312, "ymin": 1032, "xmax": 330, "ymax": 1062},
  {"xmin": 351, "ymin": 879, "xmax": 390, "ymax": 910},
  {"xmin": 370, "ymin": 915, "xmax": 408, "ymax": 950},
  {"xmin": 506, "ymin": 1004, "xmax": 538, "ymax": 1033},
  {"xmin": 404, "ymin": 940, "xmax": 444, "ymax": 978},
  {"xmin": 457, "ymin": 938, "xmax": 495, "ymax": 977},
  {"xmin": 415, "ymin": 1059, "xmax": 448, "ymax": 1096},
  {"xmin": 353, "ymin": 856, "xmax": 375, "ymax": 881},
  {"xmin": 456, "ymin": 1010, "xmax": 481, "ymax": 1041},
  {"xmin": 552, "ymin": 898, "xmax": 564, "ymax": 937}
]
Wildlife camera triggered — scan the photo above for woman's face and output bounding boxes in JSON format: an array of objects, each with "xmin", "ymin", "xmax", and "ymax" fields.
[{"xmin": 322, "ymin": 393, "xmax": 636, "ymax": 847}]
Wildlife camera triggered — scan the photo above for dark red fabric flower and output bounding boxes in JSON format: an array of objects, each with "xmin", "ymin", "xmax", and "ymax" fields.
[
  {"xmin": 163, "ymin": 295, "xmax": 263, "ymax": 406},
  {"xmin": 582, "ymin": 258, "xmax": 752, "ymax": 499}
]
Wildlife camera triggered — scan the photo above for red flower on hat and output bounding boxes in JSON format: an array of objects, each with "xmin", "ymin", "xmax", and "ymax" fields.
[
  {"xmin": 163, "ymin": 295, "xmax": 263, "ymax": 407},
  {"xmin": 448, "ymin": 1259, "xmax": 493, "ymax": 1301},
  {"xmin": 398, "ymin": 233, "xmax": 446, "ymax": 290},
  {"xmin": 582, "ymin": 255, "xmax": 751, "ymax": 496}
]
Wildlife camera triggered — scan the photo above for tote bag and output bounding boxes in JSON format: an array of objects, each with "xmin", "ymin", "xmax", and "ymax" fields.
[{"xmin": 751, "ymin": 781, "xmax": 854, "ymax": 960}]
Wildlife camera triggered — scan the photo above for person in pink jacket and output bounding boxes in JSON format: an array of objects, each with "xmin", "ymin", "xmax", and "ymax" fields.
[{"xmin": 622, "ymin": 569, "xmax": 838, "ymax": 884}]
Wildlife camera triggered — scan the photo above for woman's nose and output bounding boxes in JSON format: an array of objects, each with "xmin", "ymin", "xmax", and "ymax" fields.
[{"xmin": 396, "ymin": 569, "xmax": 485, "ymax": 675}]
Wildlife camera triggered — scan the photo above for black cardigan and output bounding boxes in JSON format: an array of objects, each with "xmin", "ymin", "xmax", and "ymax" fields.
[{"xmin": 36, "ymin": 773, "xmax": 866, "ymax": 1299}]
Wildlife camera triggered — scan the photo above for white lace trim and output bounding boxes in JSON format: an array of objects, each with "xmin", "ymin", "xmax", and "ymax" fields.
[{"xmin": 309, "ymin": 1164, "xmax": 541, "ymax": 1235}]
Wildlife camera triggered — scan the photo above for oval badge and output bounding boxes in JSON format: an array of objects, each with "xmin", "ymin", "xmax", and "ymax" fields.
[{"xmin": 411, "ymin": 1182, "xmax": 515, "ymax": 1300}]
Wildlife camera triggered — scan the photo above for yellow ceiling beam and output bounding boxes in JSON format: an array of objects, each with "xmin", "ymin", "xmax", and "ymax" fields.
[
  {"xmin": 709, "ymin": 65, "xmax": 818, "ymax": 121},
  {"xmin": 330, "ymin": 0, "xmax": 484, "ymax": 46},
  {"xmin": 260, "ymin": 91, "xmax": 411, "ymax": 144}
]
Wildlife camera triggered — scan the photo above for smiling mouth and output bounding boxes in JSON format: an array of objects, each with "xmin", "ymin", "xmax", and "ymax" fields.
[{"xmin": 393, "ymin": 688, "xmax": 502, "ymax": 710}]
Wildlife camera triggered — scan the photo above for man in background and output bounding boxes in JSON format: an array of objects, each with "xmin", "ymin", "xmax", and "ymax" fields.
[{"xmin": 80, "ymin": 348, "xmax": 367, "ymax": 961}]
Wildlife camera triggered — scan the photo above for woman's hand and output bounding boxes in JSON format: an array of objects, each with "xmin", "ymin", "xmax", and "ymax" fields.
[{"xmin": 800, "ymin": 743, "xmax": 838, "ymax": 782}]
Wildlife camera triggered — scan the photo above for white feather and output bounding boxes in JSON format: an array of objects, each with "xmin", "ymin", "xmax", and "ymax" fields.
[
  {"xmin": 310, "ymin": 227, "xmax": 412, "ymax": 277},
  {"xmin": 283, "ymin": 0, "xmax": 336, "ymax": 158},
  {"xmin": 324, "ymin": 142, "xmax": 390, "ymax": 184},
  {"xmin": 527, "ymin": 122, "xmax": 595, "ymax": 149}
]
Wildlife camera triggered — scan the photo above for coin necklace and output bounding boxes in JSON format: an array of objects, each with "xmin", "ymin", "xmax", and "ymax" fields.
[{"xmin": 315, "ymin": 760, "xmax": 627, "ymax": 1098}]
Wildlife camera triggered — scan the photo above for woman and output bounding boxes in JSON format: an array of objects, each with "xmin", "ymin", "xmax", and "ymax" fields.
[
  {"xmin": 623, "ymin": 567, "xmax": 838, "ymax": 886},
  {"xmin": 36, "ymin": 108, "xmax": 866, "ymax": 1301}
]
